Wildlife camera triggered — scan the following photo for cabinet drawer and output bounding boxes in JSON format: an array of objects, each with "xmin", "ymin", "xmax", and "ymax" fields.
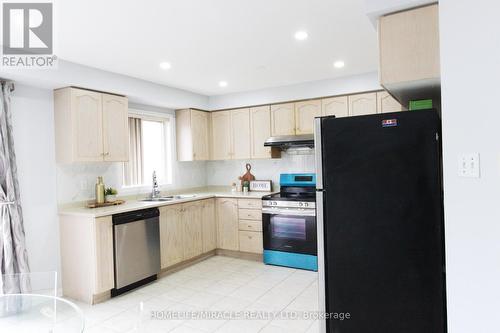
[
  {"xmin": 238, "ymin": 208, "xmax": 261, "ymax": 221},
  {"xmin": 237, "ymin": 199, "xmax": 262, "ymax": 209},
  {"xmin": 238, "ymin": 231, "xmax": 263, "ymax": 254},
  {"xmin": 239, "ymin": 220, "xmax": 262, "ymax": 232}
]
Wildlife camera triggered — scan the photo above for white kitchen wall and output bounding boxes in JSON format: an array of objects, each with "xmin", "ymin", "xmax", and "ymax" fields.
[
  {"xmin": 206, "ymin": 151, "xmax": 315, "ymax": 188},
  {"xmin": 208, "ymin": 71, "xmax": 380, "ymax": 110},
  {"xmin": 439, "ymin": 1, "xmax": 500, "ymax": 332},
  {"xmin": 10, "ymin": 84, "xmax": 60, "ymax": 281}
]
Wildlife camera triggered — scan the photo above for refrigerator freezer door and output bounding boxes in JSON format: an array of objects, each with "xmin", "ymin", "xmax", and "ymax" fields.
[{"xmin": 321, "ymin": 110, "xmax": 445, "ymax": 333}]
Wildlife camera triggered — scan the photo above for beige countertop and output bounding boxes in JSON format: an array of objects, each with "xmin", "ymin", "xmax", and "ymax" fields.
[{"xmin": 58, "ymin": 187, "xmax": 272, "ymax": 218}]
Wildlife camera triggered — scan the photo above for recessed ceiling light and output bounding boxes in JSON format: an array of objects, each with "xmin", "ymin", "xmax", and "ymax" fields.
[
  {"xmin": 333, "ymin": 60, "xmax": 345, "ymax": 68},
  {"xmin": 219, "ymin": 81, "xmax": 228, "ymax": 87},
  {"xmin": 159, "ymin": 62, "xmax": 171, "ymax": 70},
  {"xmin": 294, "ymin": 31, "xmax": 308, "ymax": 41}
]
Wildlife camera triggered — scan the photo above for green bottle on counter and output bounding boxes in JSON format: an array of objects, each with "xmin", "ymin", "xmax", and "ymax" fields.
[{"xmin": 95, "ymin": 176, "xmax": 105, "ymax": 204}]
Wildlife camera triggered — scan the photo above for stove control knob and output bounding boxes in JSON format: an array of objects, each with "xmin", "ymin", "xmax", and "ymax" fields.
[
  {"xmin": 304, "ymin": 202, "xmax": 309, "ymax": 207},
  {"xmin": 299, "ymin": 202, "xmax": 303, "ymax": 207}
]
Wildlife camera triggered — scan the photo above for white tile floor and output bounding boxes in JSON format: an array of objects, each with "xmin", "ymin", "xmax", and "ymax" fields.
[{"xmin": 73, "ymin": 255, "xmax": 320, "ymax": 333}]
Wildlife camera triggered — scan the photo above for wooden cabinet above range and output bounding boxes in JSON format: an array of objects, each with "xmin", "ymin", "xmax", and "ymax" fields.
[{"xmin": 54, "ymin": 87, "xmax": 129, "ymax": 163}]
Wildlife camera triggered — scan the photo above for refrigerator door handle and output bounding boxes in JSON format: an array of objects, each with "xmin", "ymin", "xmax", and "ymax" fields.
[
  {"xmin": 314, "ymin": 117, "xmax": 323, "ymax": 190},
  {"xmin": 316, "ymin": 190, "xmax": 327, "ymax": 333}
]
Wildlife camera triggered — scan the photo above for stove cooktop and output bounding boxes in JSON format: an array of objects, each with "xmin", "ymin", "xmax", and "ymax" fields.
[{"xmin": 262, "ymin": 192, "xmax": 316, "ymax": 202}]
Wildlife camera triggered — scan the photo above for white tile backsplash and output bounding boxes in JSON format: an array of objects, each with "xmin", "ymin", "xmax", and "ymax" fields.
[
  {"xmin": 56, "ymin": 150, "xmax": 313, "ymax": 204},
  {"xmin": 206, "ymin": 150, "xmax": 315, "ymax": 188}
]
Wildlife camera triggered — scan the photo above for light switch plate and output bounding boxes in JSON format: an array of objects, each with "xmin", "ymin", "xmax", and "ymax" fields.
[{"xmin": 458, "ymin": 153, "xmax": 480, "ymax": 178}]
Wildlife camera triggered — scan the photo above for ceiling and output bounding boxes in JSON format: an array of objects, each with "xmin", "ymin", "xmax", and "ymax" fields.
[{"xmin": 55, "ymin": 0, "xmax": 379, "ymax": 96}]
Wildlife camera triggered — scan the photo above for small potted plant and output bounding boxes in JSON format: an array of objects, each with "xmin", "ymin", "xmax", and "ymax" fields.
[{"xmin": 105, "ymin": 187, "xmax": 118, "ymax": 202}]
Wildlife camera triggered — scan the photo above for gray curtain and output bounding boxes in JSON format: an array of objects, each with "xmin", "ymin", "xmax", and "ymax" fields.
[
  {"xmin": 123, "ymin": 117, "xmax": 144, "ymax": 186},
  {"xmin": 0, "ymin": 81, "xmax": 30, "ymax": 294}
]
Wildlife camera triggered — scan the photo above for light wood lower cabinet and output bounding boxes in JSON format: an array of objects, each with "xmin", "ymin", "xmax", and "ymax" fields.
[
  {"xmin": 93, "ymin": 216, "xmax": 114, "ymax": 294},
  {"xmin": 182, "ymin": 201, "xmax": 203, "ymax": 260},
  {"xmin": 216, "ymin": 198, "xmax": 239, "ymax": 251},
  {"xmin": 160, "ymin": 204, "xmax": 184, "ymax": 269},
  {"xmin": 239, "ymin": 231, "xmax": 263, "ymax": 254},
  {"xmin": 201, "ymin": 199, "xmax": 217, "ymax": 252},
  {"xmin": 59, "ymin": 214, "xmax": 115, "ymax": 304}
]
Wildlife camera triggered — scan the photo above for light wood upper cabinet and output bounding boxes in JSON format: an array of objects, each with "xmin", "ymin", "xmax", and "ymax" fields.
[
  {"xmin": 54, "ymin": 87, "xmax": 128, "ymax": 163},
  {"xmin": 211, "ymin": 111, "xmax": 232, "ymax": 160},
  {"xmin": 93, "ymin": 216, "xmax": 114, "ymax": 293},
  {"xmin": 70, "ymin": 89, "xmax": 103, "ymax": 161},
  {"xmin": 379, "ymin": 4, "xmax": 440, "ymax": 86},
  {"xmin": 295, "ymin": 100, "xmax": 321, "ymax": 134},
  {"xmin": 102, "ymin": 94, "xmax": 129, "ymax": 162},
  {"xmin": 377, "ymin": 91, "xmax": 403, "ymax": 113},
  {"xmin": 175, "ymin": 109, "xmax": 209, "ymax": 161},
  {"xmin": 322, "ymin": 96, "xmax": 349, "ymax": 118},
  {"xmin": 216, "ymin": 198, "xmax": 239, "ymax": 251},
  {"xmin": 348, "ymin": 93, "xmax": 377, "ymax": 116},
  {"xmin": 231, "ymin": 109, "xmax": 251, "ymax": 160},
  {"xmin": 201, "ymin": 199, "xmax": 216, "ymax": 253},
  {"xmin": 159, "ymin": 205, "xmax": 184, "ymax": 269},
  {"xmin": 250, "ymin": 106, "xmax": 271, "ymax": 159},
  {"xmin": 271, "ymin": 103, "xmax": 295, "ymax": 136}
]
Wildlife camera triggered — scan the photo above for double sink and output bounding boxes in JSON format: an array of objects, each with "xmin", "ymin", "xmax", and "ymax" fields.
[{"xmin": 141, "ymin": 194, "xmax": 197, "ymax": 202}]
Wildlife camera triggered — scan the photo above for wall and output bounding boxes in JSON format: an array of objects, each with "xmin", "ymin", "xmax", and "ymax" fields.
[
  {"xmin": 10, "ymin": 84, "xmax": 60, "ymax": 281},
  {"xmin": 208, "ymin": 71, "xmax": 381, "ymax": 110},
  {"xmin": 206, "ymin": 151, "xmax": 315, "ymax": 188},
  {"xmin": 439, "ymin": 1, "xmax": 500, "ymax": 332}
]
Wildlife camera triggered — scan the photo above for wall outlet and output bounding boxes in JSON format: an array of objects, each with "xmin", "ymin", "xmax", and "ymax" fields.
[{"xmin": 458, "ymin": 153, "xmax": 480, "ymax": 178}]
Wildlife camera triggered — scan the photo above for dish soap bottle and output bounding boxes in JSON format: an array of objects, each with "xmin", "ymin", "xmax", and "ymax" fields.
[{"xmin": 95, "ymin": 176, "xmax": 105, "ymax": 204}]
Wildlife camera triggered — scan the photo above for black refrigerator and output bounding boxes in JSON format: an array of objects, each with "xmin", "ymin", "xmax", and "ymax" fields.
[{"xmin": 314, "ymin": 109, "xmax": 446, "ymax": 333}]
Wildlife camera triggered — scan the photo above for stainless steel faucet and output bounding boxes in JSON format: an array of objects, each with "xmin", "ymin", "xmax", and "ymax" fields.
[{"xmin": 151, "ymin": 171, "xmax": 160, "ymax": 198}]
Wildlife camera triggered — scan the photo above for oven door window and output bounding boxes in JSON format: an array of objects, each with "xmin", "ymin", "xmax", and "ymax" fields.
[
  {"xmin": 271, "ymin": 216, "xmax": 306, "ymax": 240},
  {"xmin": 263, "ymin": 213, "xmax": 317, "ymax": 255}
]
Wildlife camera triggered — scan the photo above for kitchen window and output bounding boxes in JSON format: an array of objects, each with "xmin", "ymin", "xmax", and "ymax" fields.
[{"xmin": 123, "ymin": 111, "xmax": 173, "ymax": 187}]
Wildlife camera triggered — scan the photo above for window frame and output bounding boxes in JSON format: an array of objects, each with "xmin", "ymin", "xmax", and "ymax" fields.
[{"xmin": 121, "ymin": 109, "xmax": 174, "ymax": 192}]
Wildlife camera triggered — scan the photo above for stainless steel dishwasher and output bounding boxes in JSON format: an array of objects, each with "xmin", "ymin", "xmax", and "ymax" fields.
[{"xmin": 111, "ymin": 208, "xmax": 160, "ymax": 296}]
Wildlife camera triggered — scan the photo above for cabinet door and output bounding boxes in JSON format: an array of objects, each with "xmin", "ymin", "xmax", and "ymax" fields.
[
  {"xmin": 250, "ymin": 106, "xmax": 271, "ymax": 159},
  {"xmin": 377, "ymin": 91, "xmax": 403, "ymax": 113},
  {"xmin": 211, "ymin": 111, "xmax": 232, "ymax": 160},
  {"xmin": 231, "ymin": 109, "xmax": 251, "ymax": 160},
  {"xmin": 93, "ymin": 216, "xmax": 114, "ymax": 293},
  {"xmin": 322, "ymin": 96, "xmax": 349, "ymax": 117},
  {"xmin": 201, "ymin": 199, "xmax": 216, "ymax": 253},
  {"xmin": 159, "ymin": 205, "xmax": 184, "ymax": 268},
  {"xmin": 71, "ymin": 89, "xmax": 103, "ymax": 161},
  {"xmin": 348, "ymin": 93, "xmax": 377, "ymax": 116},
  {"xmin": 191, "ymin": 110, "xmax": 209, "ymax": 160},
  {"xmin": 182, "ymin": 201, "xmax": 203, "ymax": 260},
  {"xmin": 295, "ymin": 100, "xmax": 321, "ymax": 134},
  {"xmin": 175, "ymin": 109, "xmax": 193, "ymax": 161},
  {"xmin": 216, "ymin": 198, "xmax": 239, "ymax": 251},
  {"xmin": 271, "ymin": 103, "xmax": 295, "ymax": 136},
  {"xmin": 102, "ymin": 94, "xmax": 129, "ymax": 162},
  {"xmin": 379, "ymin": 4, "xmax": 440, "ymax": 85}
]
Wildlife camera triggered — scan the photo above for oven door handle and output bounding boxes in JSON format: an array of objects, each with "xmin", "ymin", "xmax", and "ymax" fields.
[{"xmin": 262, "ymin": 207, "xmax": 316, "ymax": 217}]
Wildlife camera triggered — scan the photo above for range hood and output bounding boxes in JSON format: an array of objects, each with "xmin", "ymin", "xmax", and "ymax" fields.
[{"xmin": 264, "ymin": 134, "xmax": 314, "ymax": 150}]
